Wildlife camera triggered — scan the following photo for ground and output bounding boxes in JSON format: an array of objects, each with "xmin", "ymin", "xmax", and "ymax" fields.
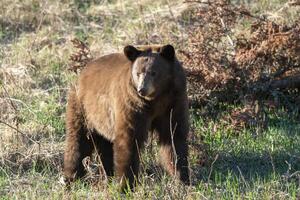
[{"xmin": 0, "ymin": 0, "xmax": 299, "ymax": 199}]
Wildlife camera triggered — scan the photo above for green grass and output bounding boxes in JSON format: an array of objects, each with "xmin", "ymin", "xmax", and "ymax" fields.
[
  {"xmin": 192, "ymin": 112, "xmax": 300, "ymax": 199},
  {"xmin": 0, "ymin": 110, "xmax": 299, "ymax": 199},
  {"xmin": 0, "ymin": 0, "xmax": 300, "ymax": 199}
]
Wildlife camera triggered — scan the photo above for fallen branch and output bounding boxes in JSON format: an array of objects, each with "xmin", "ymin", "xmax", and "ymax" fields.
[
  {"xmin": 0, "ymin": 119, "xmax": 39, "ymax": 145},
  {"xmin": 270, "ymin": 74, "xmax": 300, "ymax": 90}
]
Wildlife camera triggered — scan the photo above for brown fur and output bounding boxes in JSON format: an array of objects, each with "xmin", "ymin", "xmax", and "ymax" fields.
[{"xmin": 63, "ymin": 45, "xmax": 190, "ymax": 190}]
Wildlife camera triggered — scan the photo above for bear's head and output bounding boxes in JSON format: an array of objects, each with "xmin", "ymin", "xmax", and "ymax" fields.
[{"xmin": 124, "ymin": 44, "xmax": 175, "ymax": 101}]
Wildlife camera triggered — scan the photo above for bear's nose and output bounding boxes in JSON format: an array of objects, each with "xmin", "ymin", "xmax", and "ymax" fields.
[{"xmin": 138, "ymin": 88, "xmax": 147, "ymax": 96}]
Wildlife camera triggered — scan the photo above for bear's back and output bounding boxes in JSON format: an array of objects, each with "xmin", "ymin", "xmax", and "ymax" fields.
[{"xmin": 82, "ymin": 53, "xmax": 130, "ymax": 78}]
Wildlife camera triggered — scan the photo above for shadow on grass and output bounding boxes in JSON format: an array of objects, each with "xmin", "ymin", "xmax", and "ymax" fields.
[
  {"xmin": 0, "ymin": 151, "xmax": 63, "ymax": 176},
  {"xmin": 192, "ymin": 121, "xmax": 300, "ymax": 185},
  {"xmin": 206, "ymin": 152, "xmax": 298, "ymax": 180},
  {"xmin": 0, "ymin": 20, "xmax": 37, "ymax": 44}
]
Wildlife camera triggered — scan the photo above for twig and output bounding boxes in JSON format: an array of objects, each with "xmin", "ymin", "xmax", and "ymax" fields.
[
  {"xmin": 0, "ymin": 97, "xmax": 35, "ymax": 116},
  {"xmin": 0, "ymin": 84, "xmax": 18, "ymax": 112},
  {"xmin": 169, "ymin": 109, "xmax": 178, "ymax": 179},
  {"xmin": 87, "ymin": 130, "xmax": 108, "ymax": 182},
  {"xmin": 218, "ymin": 17, "xmax": 234, "ymax": 47},
  {"xmin": 135, "ymin": 139, "xmax": 145, "ymax": 178},
  {"xmin": 208, "ymin": 154, "xmax": 219, "ymax": 183},
  {"xmin": 237, "ymin": 165, "xmax": 248, "ymax": 188},
  {"xmin": 268, "ymin": 151, "xmax": 276, "ymax": 174},
  {"xmin": 0, "ymin": 119, "xmax": 39, "ymax": 145}
]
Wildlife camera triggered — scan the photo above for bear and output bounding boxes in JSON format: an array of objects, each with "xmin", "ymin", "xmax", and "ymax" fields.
[{"xmin": 63, "ymin": 44, "xmax": 190, "ymax": 190}]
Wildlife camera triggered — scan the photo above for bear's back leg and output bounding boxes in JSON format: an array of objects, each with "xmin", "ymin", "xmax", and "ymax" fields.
[{"xmin": 63, "ymin": 89, "xmax": 94, "ymax": 183}]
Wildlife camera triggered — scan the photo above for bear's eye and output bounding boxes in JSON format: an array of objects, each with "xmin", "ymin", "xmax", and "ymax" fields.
[{"xmin": 150, "ymin": 71, "xmax": 156, "ymax": 77}]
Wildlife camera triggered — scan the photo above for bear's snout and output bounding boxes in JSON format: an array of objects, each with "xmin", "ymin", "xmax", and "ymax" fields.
[{"xmin": 138, "ymin": 87, "xmax": 147, "ymax": 96}]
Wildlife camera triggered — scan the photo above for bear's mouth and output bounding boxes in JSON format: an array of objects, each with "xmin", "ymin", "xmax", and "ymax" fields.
[
  {"xmin": 138, "ymin": 91, "xmax": 156, "ymax": 101},
  {"xmin": 137, "ymin": 84, "xmax": 156, "ymax": 100}
]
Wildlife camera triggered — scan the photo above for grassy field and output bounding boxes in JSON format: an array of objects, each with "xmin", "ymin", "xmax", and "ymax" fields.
[{"xmin": 0, "ymin": 0, "xmax": 300, "ymax": 199}]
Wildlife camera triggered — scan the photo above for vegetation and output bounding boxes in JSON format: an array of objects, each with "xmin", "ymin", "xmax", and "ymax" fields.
[{"xmin": 0, "ymin": 0, "xmax": 299, "ymax": 199}]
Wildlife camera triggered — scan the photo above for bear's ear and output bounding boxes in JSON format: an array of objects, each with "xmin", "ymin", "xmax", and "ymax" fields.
[
  {"xmin": 160, "ymin": 44, "xmax": 175, "ymax": 61},
  {"xmin": 124, "ymin": 45, "xmax": 141, "ymax": 62}
]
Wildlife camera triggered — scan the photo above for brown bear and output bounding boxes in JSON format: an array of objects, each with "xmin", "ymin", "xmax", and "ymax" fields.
[{"xmin": 63, "ymin": 44, "xmax": 190, "ymax": 190}]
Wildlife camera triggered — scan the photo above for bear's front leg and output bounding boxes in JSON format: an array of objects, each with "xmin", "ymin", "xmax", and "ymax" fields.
[
  {"xmin": 113, "ymin": 133, "xmax": 140, "ymax": 191},
  {"xmin": 113, "ymin": 116, "xmax": 147, "ymax": 191},
  {"xmin": 155, "ymin": 100, "xmax": 190, "ymax": 185},
  {"xmin": 159, "ymin": 132, "xmax": 190, "ymax": 184}
]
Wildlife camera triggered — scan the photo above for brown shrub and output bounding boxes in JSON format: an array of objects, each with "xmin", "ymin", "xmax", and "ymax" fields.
[{"xmin": 182, "ymin": 0, "xmax": 300, "ymax": 130}]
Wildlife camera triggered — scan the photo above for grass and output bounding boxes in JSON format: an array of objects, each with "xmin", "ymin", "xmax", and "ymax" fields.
[
  {"xmin": 0, "ymin": 110, "xmax": 299, "ymax": 199},
  {"xmin": 0, "ymin": 0, "xmax": 300, "ymax": 199}
]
